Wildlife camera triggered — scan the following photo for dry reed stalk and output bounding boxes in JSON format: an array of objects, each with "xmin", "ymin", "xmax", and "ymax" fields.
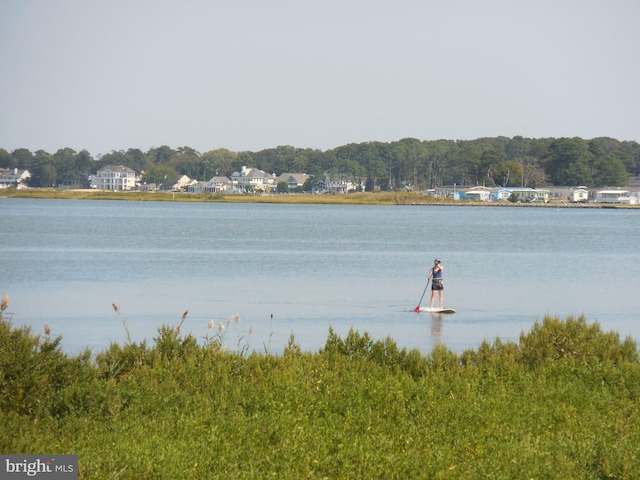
[{"xmin": 1, "ymin": 293, "xmax": 8, "ymax": 312}]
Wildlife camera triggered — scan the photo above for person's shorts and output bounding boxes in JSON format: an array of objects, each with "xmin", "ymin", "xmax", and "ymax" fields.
[{"xmin": 432, "ymin": 279, "xmax": 443, "ymax": 291}]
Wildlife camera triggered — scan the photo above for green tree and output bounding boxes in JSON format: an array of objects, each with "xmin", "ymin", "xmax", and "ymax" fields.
[
  {"xmin": 364, "ymin": 177, "xmax": 375, "ymax": 192},
  {"xmin": 148, "ymin": 145, "xmax": 176, "ymax": 165},
  {"xmin": 594, "ymin": 155, "xmax": 629, "ymax": 186},
  {"xmin": 505, "ymin": 136, "xmax": 529, "ymax": 160},
  {"xmin": 0, "ymin": 149, "xmax": 13, "ymax": 168},
  {"xmin": 171, "ymin": 147, "xmax": 202, "ymax": 179},
  {"xmin": 76, "ymin": 149, "xmax": 95, "ymax": 180},
  {"xmin": 12, "ymin": 148, "xmax": 33, "ymax": 169},
  {"xmin": 494, "ymin": 160, "xmax": 522, "ymax": 187},
  {"xmin": 53, "ymin": 148, "xmax": 79, "ymax": 185},
  {"xmin": 126, "ymin": 149, "xmax": 150, "ymax": 173},
  {"xmin": 447, "ymin": 143, "xmax": 481, "ymax": 185},
  {"xmin": 424, "ymin": 140, "xmax": 455, "ymax": 187},
  {"xmin": 30, "ymin": 150, "xmax": 56, "ymax": 187},
  {"xmin": 545, "ymin": 137, "xmax": 593, "ymax": 186},
  {"xmin": 478, "ymin": 147, "xmax": 506, "ymax": 186},
  {"xmin": 276, "ymin": 181, "xmax": 290, "ymax": 193},
  {"xmin": 201, "ymin": 148, "xmax": 238, "ymax": 178},
  {"xmin": 142, "ymin": 166, "xmax": 179, "ymax": 186}
]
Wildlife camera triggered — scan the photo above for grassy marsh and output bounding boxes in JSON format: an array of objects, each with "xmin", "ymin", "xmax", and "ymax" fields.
[{"xmin": 1, "ymin": 305, "xmax": 639, "ymax": 479}]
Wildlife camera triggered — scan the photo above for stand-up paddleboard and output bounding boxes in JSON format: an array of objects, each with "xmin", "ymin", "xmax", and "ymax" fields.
[{"xmin": 418, "ymin": 307, "xmax": 456, "ymax": 314}]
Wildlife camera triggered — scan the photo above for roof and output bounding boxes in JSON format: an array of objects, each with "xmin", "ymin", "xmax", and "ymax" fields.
[
  {"xmin": 597, "ymin": 190, "xmax": 629, "ymax": 194},
  {"xmin": 98, "ymin": 165, "xmax": 136, "ymax": 173}
]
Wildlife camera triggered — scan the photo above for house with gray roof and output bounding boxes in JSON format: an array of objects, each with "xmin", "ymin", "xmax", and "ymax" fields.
[
  {"xmin": 0, "ymin": 168, "xmax": 31, "ymax": 189},
  {"xmin": 91, "ymin": 165, "xmax": 137, "ymax": 191},
  {"xmin": 230, "ymin": 166, "xmax": 275, "ymax": 192}
]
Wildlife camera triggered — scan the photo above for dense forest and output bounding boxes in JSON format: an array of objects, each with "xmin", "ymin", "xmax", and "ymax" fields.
[{"xmin": 2, "ymin": 136, "xmax": 639, "ymax": 191}]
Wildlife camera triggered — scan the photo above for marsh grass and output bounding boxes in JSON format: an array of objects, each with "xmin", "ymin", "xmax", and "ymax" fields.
[
  {"xmin": 3, "ymin": 188, "xmax": 458, "ymax": 205},
  {"xmin": 1, "ymin": 313, "xmax": 639, "ymax": 479}
]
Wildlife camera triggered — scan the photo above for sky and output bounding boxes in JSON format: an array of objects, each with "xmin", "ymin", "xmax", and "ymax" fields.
[{"xmin": 1, "ymin": 0, "xmax": 639, "ymax": 156}]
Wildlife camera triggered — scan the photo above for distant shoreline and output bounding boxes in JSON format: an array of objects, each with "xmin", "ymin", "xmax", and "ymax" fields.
[{"xmin": 2, "ymin": 188, "xmax": 638, "ymax": 209}]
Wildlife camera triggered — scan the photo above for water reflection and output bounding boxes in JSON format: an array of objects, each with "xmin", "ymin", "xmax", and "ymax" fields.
[{"xmin": 430, "ymin": 314, "xmax": 444, "ymax": 343}]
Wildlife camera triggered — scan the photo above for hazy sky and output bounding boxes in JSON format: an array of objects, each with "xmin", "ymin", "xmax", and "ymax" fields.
[{"xmin": 1, "ymin": 0, "xmax": 638, "ymax": 156}]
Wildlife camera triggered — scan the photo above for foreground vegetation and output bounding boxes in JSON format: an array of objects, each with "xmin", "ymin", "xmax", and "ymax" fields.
[{"xmin": 1, "ymin": 303, "xmax": 639, "ymax": 479}]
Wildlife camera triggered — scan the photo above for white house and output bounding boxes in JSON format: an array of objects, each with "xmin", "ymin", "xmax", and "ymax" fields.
[
  {"xmin": 547, "ymin": 186, "xmax": 589, "ymax": 203},
  {"xmin": 187, "ymin": 176, "xmax": 231, "ymax": 193},
  {"xmin": 91, "ymin": 165, "xmax": 137, "ymax": 191},
  {"xmin": 595, "ymin": 189, "xmax": 635, "ymax": 204},
  {"xmin": 0, "ymin": 168, "xmax": 31, "ymax": 189},
  {"xmin": 169, "ymin": 175, "xmax": 196, "ymax": 191},
  {"xmin": 230, "ymin": 166, "xmax": 275, "ymax": 192},
  {"xmin": 464, "ymin": 186, "xmax": 491, "ymax": 201},
  {"xmin": 323, "ymin": 177, "xmax": 356, "ymax": 194}
]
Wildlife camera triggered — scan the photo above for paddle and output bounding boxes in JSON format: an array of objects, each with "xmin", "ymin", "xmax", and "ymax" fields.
[{"xmin": 414, "ymin": 279, "xmax": 430, "ymax": 312}]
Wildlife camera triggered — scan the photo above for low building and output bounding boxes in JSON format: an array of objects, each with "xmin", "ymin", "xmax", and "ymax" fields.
[
  {"xmin": 463, "ymin": 186, "xmax": 491, "ymax": 201},
  {"xmin": 490, "ymin": 188, "xmax": 512, "ymax": 201},
  {"xmin": 0, "ymin": 168, "xmax": 31, "ymax": 189},
  {"xmin": 91, "ymin": 165, "xmax": 137, "ymax": 191},
  {"xmin": 187, "ymin": 176, "xmax": 231, "ymax": 193},
  {"xmin": 506, "ymin": 187, "xmax": 550, "ymax": 203},
  {"xmin": 547, "ymin": 186, "xmax": 589, "ymax": 203},
  {"xmin": 595, "ymin": 189, "xmax": 636, "ymax": 204}
]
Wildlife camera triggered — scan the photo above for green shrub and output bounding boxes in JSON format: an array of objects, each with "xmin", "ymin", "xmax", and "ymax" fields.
[
  {"xmin": 519, "ymin": 314, "xmax": 639, "ymax": 368},
  {"xmin": 1, "ymin": 315, "xmax": 640, "ymax": 478}
]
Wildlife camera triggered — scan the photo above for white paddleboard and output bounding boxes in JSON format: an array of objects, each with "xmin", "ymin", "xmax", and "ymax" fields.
[{"xmin": 419, "ymin": 307, "xmax": 456, "ymax": 314}]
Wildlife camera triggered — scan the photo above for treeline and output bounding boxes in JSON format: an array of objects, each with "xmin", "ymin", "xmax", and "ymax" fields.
[{"xmin": 2, "ymin": 136, "xmax": 639, "ymax": 190}]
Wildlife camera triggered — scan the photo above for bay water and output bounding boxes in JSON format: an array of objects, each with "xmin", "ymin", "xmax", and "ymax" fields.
[{"xmin": 1, "ymin": 198, "xmax": 638, "ymax": 356}]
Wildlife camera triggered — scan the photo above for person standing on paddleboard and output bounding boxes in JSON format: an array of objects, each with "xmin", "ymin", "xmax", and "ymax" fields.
[{"xmin": 428, "ymin": 259, "xmax": 444, "ymax": 309}]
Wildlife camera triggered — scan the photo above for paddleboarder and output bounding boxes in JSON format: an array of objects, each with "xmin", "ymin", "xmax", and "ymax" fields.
[{"xmin": 428, "ymin": 259, "xmax": 444, "ymax": 309}]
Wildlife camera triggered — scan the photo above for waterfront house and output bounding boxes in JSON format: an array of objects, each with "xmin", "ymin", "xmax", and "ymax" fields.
[
  {"xmin": 323, "ymin": 177, "xmax": 356, "ymax": 194},
  {"xmin": 547, "ymin": 186, "xmax": 589, "ymax": 203},
  {"xmin": 490, "ymin": 188, "xmax": 512, "ymax": 201},
  {"xmin": 506, "ymin": 187, "xmax": 550, "ymax": 203},
  {"xmin": 275, "ymin": 173, "xmax": 309, "ymax": 191},
  {"xmin": 230, "ymin": 166, "xmax": 275, "ymax": 192},
  {"xmin": 91, "ymin": 165, "xmax": 136, "ymax": 191},
  {"xmin": 464, "ymin": 186, "xmax": 491, "ymax": 201},
  {"xmin": 595, "ymin": 189, "xmax": 635, "ymax": 204},
  {"xmin": 0, "ymin": 168, "xmax": 31, "ymax": 189},
  {"xmin": 139, "ymin": 183, "xmax": 159, "ymax": 192},
  {"xmin": 168, "ymin": 175, "xmax": 196, "ymax": 191},
  {"xmin": 187, "ymin": 176, "xmax": 232, "ymax": 193}
]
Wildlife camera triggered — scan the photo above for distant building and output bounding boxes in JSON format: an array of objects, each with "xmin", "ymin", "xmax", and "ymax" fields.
[
  {"xmin": 595, "ymin": 189, "xmax": 636, "ymax": 204},
  {"xmin": 230, "ymin": 166, "xmax": 275, "ymax": 192},
  {"xmin": 463, "ymin": 186, "xmax": 491, "ymax": 201},
  {"xmin": 186, "ymin": 176, "xmax": 232, "ymax": 193},
  {"xmin": 91, "ymin": 165, "xmax": 137, "ymax": 190},
  {"xmin": 275, "ymin": 173, "xmax": 309, "ymax": 191},
  {"xmin": 547, "ymin": 186, "xmax": 589, "ymax": 203},
  {"xmin": 0, "ymin": 168, "xmax": 31, "ymax": 189},
  {"xmin": 168, "ymin": 175, "xmax": 196, "ymax": 191},
  {"xmin": 505, "ymin": 187, "xmax": 550, "ymax": 203}
]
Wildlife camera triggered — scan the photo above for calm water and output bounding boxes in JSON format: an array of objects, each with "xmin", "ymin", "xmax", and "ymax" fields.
[{"xmin": 1, "ymin": 198, "xmax": 639, "ymax": 356}]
